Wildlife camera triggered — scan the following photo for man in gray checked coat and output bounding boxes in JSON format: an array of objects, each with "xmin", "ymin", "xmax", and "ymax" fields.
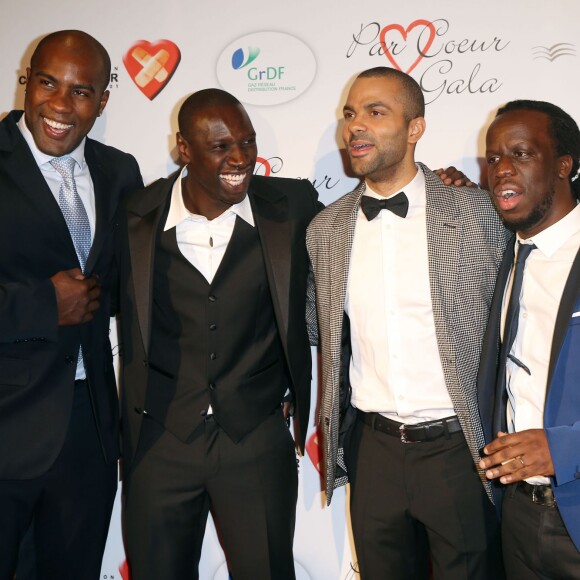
[{"xmin": 306, "ymin": 67, "xmax": 508, "ymax": 580}]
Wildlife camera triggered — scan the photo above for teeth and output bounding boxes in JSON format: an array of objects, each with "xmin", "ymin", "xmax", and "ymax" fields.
[
  {"xmin": 43, "ymin": 117, "xmax": 73, "ymax": 130},
  {"xmin": 498, "ymin": 190, "xmax": 517, "ymax": 200},
  {"xmin": 220, "ymin": 173, "xmax": 246, "ymax": 185}
]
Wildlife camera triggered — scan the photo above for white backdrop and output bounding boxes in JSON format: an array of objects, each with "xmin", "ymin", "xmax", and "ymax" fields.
[{"xmin": 1, "ymin": 1, "xmax": 578, "ymax": 578}]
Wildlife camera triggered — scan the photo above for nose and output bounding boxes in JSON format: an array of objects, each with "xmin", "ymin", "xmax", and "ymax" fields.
[
  {"xmin": 49, "ymin": 88, "xmax": 73, "ymax": 113},
  {"xmin": 493, "ymin": 155, "xmax": 515, "ymax": 179},
  {"xmin": 228, "ymin": 146, "xmax": 247, "ymax": 169}
]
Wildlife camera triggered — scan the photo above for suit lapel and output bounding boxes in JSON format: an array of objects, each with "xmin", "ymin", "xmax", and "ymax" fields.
[
  {"xmin": 127, "ymin": 178, "xmax": 173, "ymax": 355},
  {"xmin": 424, "ymin": 166, "xmax": 460, "ymax": 363},
  {"xmin": 249, "ymin": 184, "xmax": 291, "ymax": 345},
  {"xmin": 85, "ymin": 141, "xmax": 112, "ymax": 273},
  {"xmin": 548, "ymin": 246, "xmax": 580, "ymax": 387},
  {"xmin": 329, "ymin": 185, "xmax": 363, "ymax": 352}
]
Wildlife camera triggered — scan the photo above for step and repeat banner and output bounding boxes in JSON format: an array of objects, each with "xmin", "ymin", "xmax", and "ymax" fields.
[{"xmin": 1, "ymin": 1, "xmax": 578, "ymax": 578}]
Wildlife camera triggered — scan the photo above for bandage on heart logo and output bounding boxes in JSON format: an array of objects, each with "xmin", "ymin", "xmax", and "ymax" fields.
[
  {"xmin": 123, "ymin": 40, "xmax": 181, "ymax": 100},
  {"xmin": 379, "ymin": 20, "xmax": 436, "ymax": 74}
]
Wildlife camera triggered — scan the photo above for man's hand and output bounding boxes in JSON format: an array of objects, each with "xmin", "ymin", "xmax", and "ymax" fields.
[
  {"xmin": 434, "ymin": 166, "xmax": 477, "ymax": 188},
  {"xmin": 479, "ymin": 429, "xmax": 554, "ymax": 484},
  {"xmin": 51, "ymin": 268, "xmax": 101, "ymax": 326}
]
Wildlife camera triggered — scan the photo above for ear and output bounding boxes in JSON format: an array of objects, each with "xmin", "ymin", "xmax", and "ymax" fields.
[
  {"xmin": 25, "ymin": 67, "xmax": 31, "ymax": 83},
  {"xmin": 408, "ymin": 117, "xmax": 426, "ymax": 145},
  {"xmin": 176, "ymin": 132, "xmax": 190, "ymax": 165},
  {"xmin": 98, "ymin": 90, "xmax": 110, "ymax": 116},
  {"xmin": 557, "ymin": 154, "xmax": 573, "ymax": 180}
]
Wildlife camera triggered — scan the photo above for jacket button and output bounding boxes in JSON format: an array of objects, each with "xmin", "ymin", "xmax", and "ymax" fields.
[
  {"xmin": 64, "ymin": 355, "xmax": 75, "ymax": 364},
  {"xmin": 210, "ymin": 353, "xmax": 216, "ymax": 360},
  {"xmin": 209, "ymin": 324, "xmax": 217, "ymax": 331},
  {"xmin": 208, "ymin": 295, "xmax": 216, "ymax": 302},
  {"xmin": 209, "ymin": 383, "xmax": 216, "ymax": 391}
]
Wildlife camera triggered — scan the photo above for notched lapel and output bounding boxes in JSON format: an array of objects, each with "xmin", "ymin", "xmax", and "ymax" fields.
[
  {"xmin": 548, "ymin": 246, "xmax": 580, "ymax": 387},
  {"xmin": 127, "ymin": 182, "xmax": 171, "ymax": 355},
  {"xmin": 250, "ymin": 187, "xmax": 291, "ymax": 341},
  {"xmin": 84, "ymin": 143, "xmax": 112, "ymax": 273}
]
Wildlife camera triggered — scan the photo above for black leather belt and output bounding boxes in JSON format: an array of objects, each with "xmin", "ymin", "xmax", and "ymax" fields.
[
  {"xmin": 357, "ymin": 410, "xmax": 462, "ymax": 443},
  {"xmin": 517, "ymin": 481, "xmax": 556, "ymax": 507}
]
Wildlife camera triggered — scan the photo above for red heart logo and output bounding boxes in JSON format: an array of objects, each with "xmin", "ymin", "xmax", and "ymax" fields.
[
  {"xmin": 379, "ymin": 20, "xmax": 436, "ymax": 74},
  {"xmin": 123, "ymin": 39, "xmax": 181, "ymax": 100},
  {"xmin": 306, "ymin": 429, "xmax": 322, "ymax": 474},
  {"xmin": 119, "ymin": 559, "xmax": 130, "ymax": 580}
]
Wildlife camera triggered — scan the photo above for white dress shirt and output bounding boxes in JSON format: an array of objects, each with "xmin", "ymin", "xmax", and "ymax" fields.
[
  {"xmin": 17, "ymin": 114, "xmax": 96, "ymax": 381},
  {"xmin": 164, "ymin": 166, "xmax": 255, "ymax": 282},
  {"xmin": 345, "ymin": 166, "xmax": 454, "ymax": 424},
  {"xmin": 503, "ymin": 203, "xmax": 580, "ymax": 484}
]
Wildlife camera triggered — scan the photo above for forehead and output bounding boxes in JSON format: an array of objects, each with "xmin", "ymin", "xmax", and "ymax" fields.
[
  {"xmin": 345, "ymin": 76, "xmax": 404, "ymax": 107},
  {"xmin": 189, "ymin": 104, "xmax": 254, "ymax": 136},
  {"xmin": 32, "ymin": 40, "xmax": 105, "ymax": 82},
  {"xmin": 487, "ymin": 110, "xmax": 553, "ymax": 149}
]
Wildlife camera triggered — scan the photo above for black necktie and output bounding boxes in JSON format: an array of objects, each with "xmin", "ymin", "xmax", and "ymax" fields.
[
  {"xmin": 502, "ymin": 241, "xmax": 536, "ymax": 362},
  {"xmin": 360, "ymin": 191, "xmax": 409, "ymax": 220}
]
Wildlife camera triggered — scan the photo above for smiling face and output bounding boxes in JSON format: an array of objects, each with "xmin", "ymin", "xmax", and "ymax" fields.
[
  {"xmin": 342, "ymin": 75, "xmax": 424, "ymax": 194},
  {"xmin": 177, "ymin": 103, "xmax": 257, "ymax": 220},
  {"xmin": 486, "ymin": 109, "xmax": 575, "ymax": 238},
  {"xmin": 24, "ymin": 35, "xmax": 109, "ymax": 157}
]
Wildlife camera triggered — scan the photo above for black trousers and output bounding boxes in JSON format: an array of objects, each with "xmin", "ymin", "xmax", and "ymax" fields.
[
  {"xmin": 502, "ymin": 482, "xmax": 580, "ymax": 579},
  {"xmin": 345, "ymin": 414, "xmax": 504, "ymax": 580},
  {"xmin": 125, "ymin": 409, "xmax": 298, "ymax": 580},
  {"xmin": 0, "ymin": 382, "xmax": 117, "ymax": 580}
]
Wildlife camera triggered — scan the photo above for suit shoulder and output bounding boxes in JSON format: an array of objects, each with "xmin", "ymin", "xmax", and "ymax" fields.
[
  {"xmin": 309, "ymin": 188, "xmax": 359, "ymax": 228},
  {"xmin": 251, "ymin": 174, "xmax": 317, "ymax": 195},
  {"xmin": 86, "ymin": 137, "xmax": 138, "ymax": 167},
  {"xmin": 125, "ymin": 173, "xmax": 175, "ymax": 209}
]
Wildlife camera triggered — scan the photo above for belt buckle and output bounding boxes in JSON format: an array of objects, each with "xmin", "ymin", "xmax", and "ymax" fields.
[{"xmin": 399, "ymin": 423, "xmax": 411, "ymax": 443}]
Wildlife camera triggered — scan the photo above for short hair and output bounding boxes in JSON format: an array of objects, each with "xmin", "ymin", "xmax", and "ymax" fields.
[
  {"xmin": 178, "ymin": 89, "xmax": 243, "ymax": 139},
  {"xmin": 31, "ymin": 30, "xmax": 111, "ymax": 92},
  {"xmin": 356, "ymin": 66, "xmax": 425, "ymax": 121},
  {"xmin": 496, "ymin": 100, "xmax": 580, "ymax": 199}
]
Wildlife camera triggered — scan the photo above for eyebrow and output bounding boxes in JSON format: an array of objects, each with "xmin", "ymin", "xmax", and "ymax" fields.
[
  {"xmin": 34, "ymin": 70, "xmax": 96, "ymax": 94},
  {"xmin": 343, "ymin": 101, "xmax": 391, "ymax": 113}
]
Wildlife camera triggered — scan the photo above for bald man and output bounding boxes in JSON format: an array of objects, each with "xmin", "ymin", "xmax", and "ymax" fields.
[{"xmin": 0, "ymin": 30, "xmax": 142, "ymax": 579}]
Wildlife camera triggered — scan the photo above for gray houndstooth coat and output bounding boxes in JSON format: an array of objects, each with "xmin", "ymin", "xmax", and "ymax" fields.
[{"xmin": 306, "ymin": 163, "xmax": 510, "ymax": 503}]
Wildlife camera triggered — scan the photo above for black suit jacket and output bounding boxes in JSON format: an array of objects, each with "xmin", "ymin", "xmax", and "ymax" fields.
[
  {"xmin": 118, "ymin": 171, "xmax": 320, "ymax": 473},
  {"xmin": 0, "ymin": 110, "xmax": 143, "ymax": 479}
]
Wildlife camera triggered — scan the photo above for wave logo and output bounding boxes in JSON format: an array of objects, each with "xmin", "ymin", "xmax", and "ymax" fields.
[
  {"xmin": 232, "ymin": 47, "xmax": 260, "ymax": 70},
  {"xmin": 533, "ymin": 43, "xmax": 576, "ymax": 62}
]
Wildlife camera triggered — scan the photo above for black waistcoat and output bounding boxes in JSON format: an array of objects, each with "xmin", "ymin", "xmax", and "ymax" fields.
[{"xmin": 147, "ymin": 215, "xmax": 289, "ymax": 443}]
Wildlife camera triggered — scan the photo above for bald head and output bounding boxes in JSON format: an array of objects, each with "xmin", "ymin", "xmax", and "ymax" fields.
[
  {"xmin": 31, "ymin": 30, "xmax": 111, "ymax": 92},
  {"xmin": 178, "ymin": 89, "xmax": 244, "ymax": 140}
]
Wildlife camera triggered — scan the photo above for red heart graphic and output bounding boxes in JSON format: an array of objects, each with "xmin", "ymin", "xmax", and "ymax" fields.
[
  {"xmin": 306, "ymin": 429, "xmax": 322, "ymax": 474},
  {"xmin": 119, "ymin": 559, "xmax": 130, "ymax": 580},
  {"xmin": 123, "ymin": 39, "xmax": 181, "ymax": 100},
  {"xmin": 379, "ymin": 20, "xmax": 436, "ymax": 74}
]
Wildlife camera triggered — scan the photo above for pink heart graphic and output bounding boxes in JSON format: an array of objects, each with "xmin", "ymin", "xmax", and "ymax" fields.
[{"xmin": 379, "ymin": 20, "xmax": 436, "ymax": 74}]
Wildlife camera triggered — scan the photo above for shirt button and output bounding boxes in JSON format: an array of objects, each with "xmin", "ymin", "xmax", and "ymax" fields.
[
  {"xmin": 208, "ymin": 295, "xmax": 216, "ymax": 302},
  {"xmin": 209, "ymin": 324, "xmax": 217, "ymax": 331}
]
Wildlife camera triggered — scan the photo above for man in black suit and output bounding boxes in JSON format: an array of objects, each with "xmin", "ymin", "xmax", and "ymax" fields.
[
  {"xmin": 118, "ymin": 88, "xmax": 320, "ymax": 580},
  {"xmin": 0, "ymin": 30, "xmax": 142, "ymax": 579}
]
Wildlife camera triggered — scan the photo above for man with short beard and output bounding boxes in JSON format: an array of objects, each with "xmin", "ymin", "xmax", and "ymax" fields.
[
  {"xmin": 0, "ymin": 30, "xmax": 142, "ymax": 579},
  {"xmin": 307, "ymin": 66, "xmax": 507, "ymax": 579},
  {"xmin": 479, "ymin": 100, "xmax": 580, "ymax": 579}
]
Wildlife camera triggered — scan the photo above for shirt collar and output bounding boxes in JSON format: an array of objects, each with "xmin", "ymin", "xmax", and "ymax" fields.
[
  {"xmin": 364, "ymin": 164, "xmax": 425, "ymax": 211},
  {"xmin": 16, "ymin": 113, "xmax": 86, "ymax": 172},
  {"xmin": 516, "ymin": 203, "xmax": 580, "ymax": 258},
  {"xmin": 165, "ymin": 165, "xmax": 255, "ymax": 230}
]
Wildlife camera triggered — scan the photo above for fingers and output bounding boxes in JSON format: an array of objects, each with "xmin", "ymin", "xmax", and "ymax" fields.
[
  {"xmin": 479, "ymin": 429, "xmax": 554, "ymax": 483},
  {"xmin": 51, "ymin": 270, "xmax": 101, "ymax": 326}
]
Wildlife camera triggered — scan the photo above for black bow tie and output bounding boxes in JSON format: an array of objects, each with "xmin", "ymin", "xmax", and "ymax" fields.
[{"xmin": 360, "ymin": 192, "xmax": 409, "ymax": 221}]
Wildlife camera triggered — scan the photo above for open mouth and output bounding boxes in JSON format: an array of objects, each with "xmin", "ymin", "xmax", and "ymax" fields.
[
  {"xmin": 43, "ymin": 116, "xmax": 74, "ymax": 135},
  {"xmin": 219, "ymin": 172, "xmax": 248, "ymax": 187}
]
